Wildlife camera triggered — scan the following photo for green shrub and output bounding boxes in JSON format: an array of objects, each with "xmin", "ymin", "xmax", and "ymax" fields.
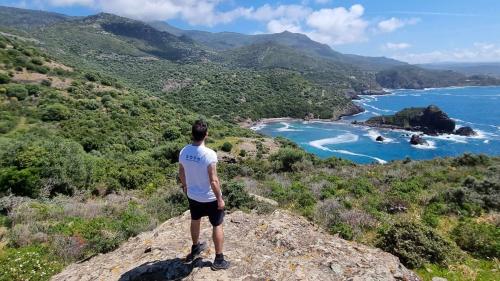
[
  {"xmin": 377, "ymin": 221, "xmax": 455, "ymax": 268},
  {"xmin": 0, "ymin": 245, "xmax": 64, "ymax": 281},
  {"xmin": 6, "ymin": 84, "xmax": 28, "ymax": 100},
  {"xmin": 269, "ymin": 147, "xmax": 306, "ymax": 172},
  {"xmin": 0, "ymin": 41, "xmax": 6, "ymax": 48},
  {"xmin": 0, "ymin": 167, "xmax": 40, "ymax": 197},
  {"xmin": 239, "ymin": 149, "xmax": 247, "ymax": 157},
  {"xmin": 222, "ymin": 181, "xmax": 256, "ymax": 210},
  {"xmin": 41, "ymin": 104, "xmax": 71, "ymax": 121},
  {"xmin": 84, "ymin": 72, "xmax": 98, "ymax": 82},
  {"xmin": 163, "ymin": 127, "xmax": 181, "ymax": 141},
  {"xmin": 41, "ymin": 79, "xmax": 52, "ymax": 87},
  {"xmin": 221, "ymin": 142, "xmax": 233, "ymax": 152},
  {"xmin": 25, "ymin": 84, "xmax": 42, "ymax": 96},
  {"xmin": 329, "ymin": 222, "xmax": 354, "ymax": 240},
  {"xmin": 452, "ymin": 221, "xmax": 499, "ymax": 258},
  {"xmin": 30, "ymin": 57, "xmax": 44, "ymax": 66},
  {"xmin": 453, "ymin": 153, "xmax": 490, "ymax": 166},
  {"xmin": 0, "ymin": 72, "xmax": 10, "ymax": 84}
]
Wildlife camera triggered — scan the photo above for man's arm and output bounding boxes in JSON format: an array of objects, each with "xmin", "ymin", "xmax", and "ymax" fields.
[
  {"xmin": 179, "ymin": 163, "xmax": 187, "ymax": 194},
  {"xmin": 208, "ymin": 163, "xmax": 224, "ymax": 210}
]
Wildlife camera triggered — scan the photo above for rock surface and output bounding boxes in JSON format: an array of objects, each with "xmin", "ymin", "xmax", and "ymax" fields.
[
  {"xmin": 376, "ymin": 136, "xmax": 385, "ymax": 142},
  {"xmin": 410, "ymin": 134, "xmax": 428, "ymax": 146},
  {"xmin": 454, "ymin": 126, "xmax": 477, "ymax": 136},
  {"xmin": 363, "ymin": 105, "xmax": 456, "ymax": 135},
  {"xmin": 52, "ymin": 210, "xmax": 420, "ymax": 281}
]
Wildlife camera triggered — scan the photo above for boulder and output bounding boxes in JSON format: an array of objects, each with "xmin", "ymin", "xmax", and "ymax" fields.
[
  {"xmin": 454, "ymin": 126, "xmax": 477, "ymax": 136},
  {"xmin": 410, "ymin": 134, "xmax": 428, "ymax": 146},
  {"xmin": 376, "ymin": 136, "xmax": 385, "ymax": 142}
]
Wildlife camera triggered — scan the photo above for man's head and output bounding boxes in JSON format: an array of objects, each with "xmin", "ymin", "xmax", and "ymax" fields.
[{"xmin": 192, "ymin": 119, "xmax": 208, "ymax": 142}]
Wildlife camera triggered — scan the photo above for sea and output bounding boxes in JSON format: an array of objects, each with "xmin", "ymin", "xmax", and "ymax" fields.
[{"xmin": 254, "ymin": 86, "xmax": 500, "ymax": 164}]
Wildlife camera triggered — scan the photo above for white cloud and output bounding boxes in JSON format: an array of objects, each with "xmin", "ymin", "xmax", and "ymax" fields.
[
  {"xmin": 393, "ymin": 42, "xmax": 500, "ymax": 63},
  {"xmin": 377, "ymin": 17, "xmax": 419, "ymax": 33},
  {"xmin": 24, "ymin": 1, "xmax": 419, "ymax": 46},
  {"xmin": 384, "ymin": 42, "xmax": 412, "ymax": 50},
  {"xmin": 305, "ymin": 5, "xmax": 368, "ymax": 45}
]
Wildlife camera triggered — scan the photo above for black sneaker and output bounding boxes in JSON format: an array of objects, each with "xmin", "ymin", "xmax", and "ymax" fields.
[
  {"xmin": 211, "ymin": 258, "xmax": 230, "ymax": 270},
  {"xmin": 184, "ymin": 242, "xmax": 207, "ymax": 263}
]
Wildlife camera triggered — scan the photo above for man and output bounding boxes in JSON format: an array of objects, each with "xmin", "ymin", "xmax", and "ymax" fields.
[{"xmin": 179, "ymin": 120, "xmax": 230, "ymax": 270}]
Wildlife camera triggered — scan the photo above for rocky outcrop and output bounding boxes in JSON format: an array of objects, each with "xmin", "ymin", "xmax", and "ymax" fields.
[
  {"xmin": 363, "ymin": 105, "xmax": 456, "ymax": 135},
  {"xmin": 336, "ymin": 103, "xmax": 364, "ymax": 119},
  {"xmin": 376, "ymin": 136, "xmax": 385, "ymax": 142},
  {"xmin": 454, "ymin": 126, "xmax": 477, "ymax": 136},
  {"xmin": 52, "ymin": 210, "xmax": 419, "ymax": 281},
  {"xmin": 410, "ymin": 134, "xmax": 428, "ymax": 146}
]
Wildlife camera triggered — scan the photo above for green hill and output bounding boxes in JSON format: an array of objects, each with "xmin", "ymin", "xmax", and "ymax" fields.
[{"xmin": 0, "ymin": 19, "xmax": 499, "ymax": 281}]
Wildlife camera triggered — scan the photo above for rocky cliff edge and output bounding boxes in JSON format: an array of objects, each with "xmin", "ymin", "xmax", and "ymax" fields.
[{"xmin": 52, "ymin": 210, "xmax": 420, "ymax": 281}]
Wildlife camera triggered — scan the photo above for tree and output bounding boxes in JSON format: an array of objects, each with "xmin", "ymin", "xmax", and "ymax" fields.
[
  {"xmin": 41, "ymin": 104, "xmax": 71, "ymax": 121},
  {"xmin": 0, "ymin": 73, "xmax": 10, "ymax": 84}
]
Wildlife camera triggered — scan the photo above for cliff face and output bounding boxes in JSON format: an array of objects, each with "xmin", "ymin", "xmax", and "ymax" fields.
[{"xmin": 53, "ymin": 210, "xmax": 419, "ymax": 281}]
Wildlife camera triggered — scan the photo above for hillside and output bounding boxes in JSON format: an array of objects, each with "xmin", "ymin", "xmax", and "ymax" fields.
[
  {"xmin": 0, "ymin": 8, "xmax": 499, "ymax": 281},
  {"xmin": 53, "ymin": 210, "xmax": 419, "ymax": 281}
]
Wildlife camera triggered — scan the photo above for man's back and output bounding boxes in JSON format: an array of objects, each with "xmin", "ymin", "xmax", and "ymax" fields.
[{"xmin": 179, "ymin": 144, "xmax": 218, "ymax": 203}]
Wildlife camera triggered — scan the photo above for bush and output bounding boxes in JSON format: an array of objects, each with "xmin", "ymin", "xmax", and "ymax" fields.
[
  {"xmin": 163, "ymin": 127, "xmax": 181, "ymax": 141},
  {"xmin": 41, "ymin": 79, "xmax": 52, "ymax": 87},
  {"xmin": 453, "ymin": 153, "xmax": 490, "ymax": 166},
  {"xmin": 222, "ymin": 181, "xmax": 256, "ymax": 210},
  {"xmin": 0, "ymin": 72, "xmax": 10, "ymax": 84},
  {"xmin": 0, "ymin": 245, "xmax": 64, "ymax": 281},
  {"xmin": 31, "ymin": 58, "xmax": 44, "ymax": 66},
  {"xmin": 6, "ymin": 84, "xmax": 28, "ymax": 100},
  {"xmin": 221, "ymin": 142, "xmax": 233, "ymax": 152},
  {"xmin": 84, "ymin": 72, "xmax": 98, "ymax": 82},
  {"xmin": 41, "ymin": 104, "xmax": 71, "ymax": 121},
  {"xmin": 377, "ymin": 221, "xmax": 455, "ymax": 268},
  {"xmin": 269, "ymin": 147, "xmax": 306, "ymax": 172},
  {"xmin": 452, "ymin": 221, "xmax": 499, "ymax": 258},
  {"xmin": 239, "ymin": 149, "xmax": 247, "ymax": 157}
]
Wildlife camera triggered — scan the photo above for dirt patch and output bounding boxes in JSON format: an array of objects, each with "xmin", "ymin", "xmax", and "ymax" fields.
[
  {"xmin": 162, "ymin": 78, "xmax": 192, "ymax": 93},
  {"xmin": 237, "ymin": 137, "xmax": 280, "ymax": 158},
  {"xmin": 46, "ymin": 61, "xmax": 73, "ymax": 72},
  {"xmin": 12, "ymin": 69, "xmax": 72, "ymax": 90}
]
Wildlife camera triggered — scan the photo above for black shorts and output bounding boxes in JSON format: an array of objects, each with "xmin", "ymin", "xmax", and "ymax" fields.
[{"xmin": 188, "ymin": 198, "xmax": 225, "ymax": 226}]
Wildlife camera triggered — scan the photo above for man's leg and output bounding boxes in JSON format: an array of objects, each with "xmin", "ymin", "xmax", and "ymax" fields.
[
  {"xmin": 191, "ymin": 219, "xmax": 201, "ymax": 245},
  {"xmin": 213, "ymin": 224, "xmax": 224, "ymax": 254}
]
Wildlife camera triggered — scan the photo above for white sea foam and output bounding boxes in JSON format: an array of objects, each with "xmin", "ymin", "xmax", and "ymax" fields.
[
  {"xmin": 412, "ymin": 140, "xmax": 437, "ymax": 150},
  {"xmin": 308, "ymin": 134, "xmax": 387, "ymax": 164},
  {"xmin": 360, "ymin": 103, "xmax": 395, "ymax": 113},
  {"xmin": 276, "ymin": 122, "xmax": 302, "ymax": 132},
  {"xmin": 308, "ymin": 133, "xmax": 359, "ymax": 150},
  {"xmin": 333, "ymin": 149, "xmax": 388, "ymax": 164},
  {"xmin": 484, "ymin": 140, "xmax": 490, "ymax": 144},
  {"xmin": 250, "ymin": 123, "xmax": 267, "ymax": 131},
  {"xmin": 364, "ymin": 130, "xmax": 394, "ymax": 143}
]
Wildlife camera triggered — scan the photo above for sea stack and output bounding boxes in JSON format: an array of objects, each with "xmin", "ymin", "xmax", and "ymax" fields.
[
  {"xmin": 410, "ymin": 134, "xmax": 428, "ymax": 146},
  {"xmin": 454, "ymin": 126, "xmax": 477, "ymax": 136}
]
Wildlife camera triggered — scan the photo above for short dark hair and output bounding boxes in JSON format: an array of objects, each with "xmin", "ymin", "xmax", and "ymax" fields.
[{"xmin": 192, "ymin": 120, "xmax": 208, "ymax": 141}]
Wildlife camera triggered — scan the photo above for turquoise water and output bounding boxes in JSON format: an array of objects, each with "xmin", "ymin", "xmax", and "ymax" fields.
[{"xmin": 256, "ymin": 86, "xmax": 500, "ymax": 164}]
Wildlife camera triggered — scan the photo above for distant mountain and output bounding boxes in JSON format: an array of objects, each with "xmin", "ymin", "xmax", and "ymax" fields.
[
  {"xmin": 420, "ymin": 62, "xmax": 500, "ymax": 78},
  {"xmin": 376, "ymin": 65, "xmax": 500, "ymax": 89},
  {"xmin": 0, "ymin": 6, "xmax": 70, "ymax": 29},
  {"xmin": 149, "ymin": 21, "xmax": 407, "ymax": 72}
]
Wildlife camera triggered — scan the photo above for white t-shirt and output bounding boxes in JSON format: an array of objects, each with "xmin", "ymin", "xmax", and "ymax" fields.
[{"xmin": 179, "ymin": 144, "xmax": 218, "ymax": 202}]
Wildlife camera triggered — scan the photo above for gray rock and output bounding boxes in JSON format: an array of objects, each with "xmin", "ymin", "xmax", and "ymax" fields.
[{"xmin": 52, "ymin": 210, "xmax": 420, "ymax": 281}]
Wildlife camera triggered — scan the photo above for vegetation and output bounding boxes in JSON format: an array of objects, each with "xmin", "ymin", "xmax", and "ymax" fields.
[{"xmin": 0, "ymin": 11, "xmax": 499, "ymax": 281}]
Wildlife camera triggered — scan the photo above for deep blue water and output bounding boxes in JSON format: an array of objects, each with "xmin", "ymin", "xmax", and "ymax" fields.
[{"xmin": 255, "ymin": 86, "xmax": 500, "ymax": 164}]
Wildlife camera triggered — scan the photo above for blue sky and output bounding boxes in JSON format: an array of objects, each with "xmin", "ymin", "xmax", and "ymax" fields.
[{"xmin": 2, "ymin": 0, "xmax": 500, "ymax": 63}]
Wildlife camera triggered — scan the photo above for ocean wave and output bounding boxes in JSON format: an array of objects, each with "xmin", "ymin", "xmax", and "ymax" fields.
[
  {"xmin": 364, "ymin": 130, "xmax": 394, "ymax": 143},
  {"xmin": 360, "ymin": 103, "xmax": 395, "ymax": 113},
  {"xmin": 411, "ymin": 140, "xmax": 437, "ymax": 150},
  {"xmin": 276, "ymin": 122, "xmax": 303, "ymax": 132},
  {"xmin": 333, "ymin": 149, "xmax": 387, "ymax": 164},
  {"xmin": 308, "ymin": 133, "xmax": 359, "ymax": 150},
  {"xmin": 250, "ymin": 123, "xmax": 267, "ymax": 131},
  {"xmin": 484, "ymin": 140, "xmax": 490, "ymax": 144}
]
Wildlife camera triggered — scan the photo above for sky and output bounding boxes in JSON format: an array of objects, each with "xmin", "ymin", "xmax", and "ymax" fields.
[{"xmin": 2, "ymin": 0, "xmax": 500, "ymax": 64}]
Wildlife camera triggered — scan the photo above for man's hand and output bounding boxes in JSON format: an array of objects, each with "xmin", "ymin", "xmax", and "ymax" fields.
[{"xmin": 217, "ymin": 198, "xmax": 225, "ymax": 210}]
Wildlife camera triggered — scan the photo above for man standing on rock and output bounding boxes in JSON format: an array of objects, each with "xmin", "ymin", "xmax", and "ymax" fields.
[{"xmin": 179, "ymin": 120, "xmax": 230, "ymax": 270}]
